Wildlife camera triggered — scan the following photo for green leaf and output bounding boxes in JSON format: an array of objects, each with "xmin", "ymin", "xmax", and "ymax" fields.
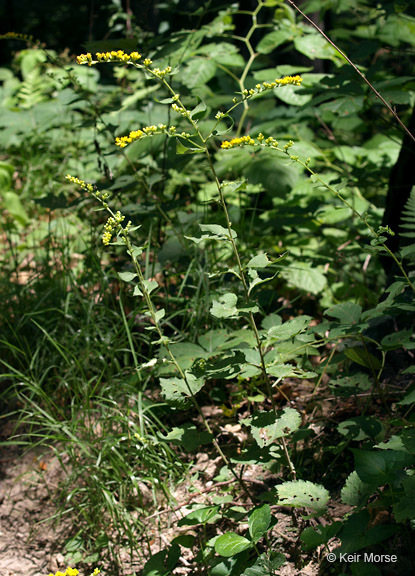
[
  {"xmin": 247, "ymin": 253, "xmax": 271, "ymax": 268},
  {"xmin": 190, "ymin": 98, "xmax": 207, "ymax": 120},
  {"xmin": 178, "ymin": 505, "xmax": 220, "ymax": 526},
  {"xmin": 182, "ymin": 58, "xmax": 217, "ymax": 88},
  {"xmin": 341, "ymin": 471, "xmax": 375, "ymax": 507},
  {"xmin": 344, "ymin": 347, "xmax": 381, "ymax": 370},
  {"xmin": 398, "ymin": 388, "xmax": 415, "ymax": 405},
  {"xmin": 210, "ymin": 293, "xmax": 239, "ymax": 318},
  {"xmin": 266, "ymin": 316, "xmax": 311, "ymax": 342},
  {"xmin": 325, "ymin": 302, "xmax": 362, "ymax": 324},
  {"xmin": 143, "ymin": 279, "xmax": 159, "ymax": 294},
  {"xmin": 215, "ymin": 533, "xmax": 252, "ymax": 557},
  {"xmin": 381, "ymin": 329, "xmax": 413, "ymax": 351},
  {"xmin": 176, "ymin": 138, "xmax": 204, "ymax": 155},
  {"xmin": 248, "ymin": 504, "xmax": 271, "ymax": 542},
  {"xmin": 300, "ymin": 523, "xmax": 342, "ymax": 551},
  {"xmin": 352, "ymin": 449, "xmax": 415, "ymax": 486},
  {"xmin": 338, "ymin": 417, "xmax": 384, "ymax": 442},
  {"xmin": 242, "ymin": 553, "xmax": 286, "ymax": 575},
  {"xmin": 185, "ymin": 223, "xmax": 237, "ymax": 244},
  {"xmin": 1, "ymin": 191, "xmax": 29, "ymax": 225},
  {"xmin": 158, "ymin": 424, "xmax": 213, "ymax": 452},
  {"xmin": 241, "ymin": 408, "xmax": 301, "ymax": 448},
  {"xmin": 256, "ymin": 30, "xmax": 292, "ymax": 54},
  {"xmin": 294, "ymin": 33, "xmax": 338, "ymax": 60},
  {"xmin": 118, "ymin": 271, "xmax": 137, "ymax": 283},
  {"xmin": 160, "ymin": 373, "xmax": 205, "ymax": 408},
  {"xmin": 393, "ymin": 476, "xmax": 415, "ymax": 522},
  {"xmin": 277, "ymin": 480, "xmax": 330, "ymax": 515},
  {"xmin": 142, "ymin": 544, "xmax": 180, "ymax": 576},
  {"xmin": 280, "ymin": 263, "xmax": 327, "ymax": 294}
]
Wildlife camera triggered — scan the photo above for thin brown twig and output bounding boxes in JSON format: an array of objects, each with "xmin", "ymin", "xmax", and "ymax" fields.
[{"xmin": 285, "ymin": 0, "xmax": 415, "ymax": 145}]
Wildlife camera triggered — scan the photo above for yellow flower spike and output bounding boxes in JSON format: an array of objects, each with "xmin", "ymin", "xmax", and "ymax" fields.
[{"xmin": 66, "ymin": 569, "xmax": 79, "ymax": 576}]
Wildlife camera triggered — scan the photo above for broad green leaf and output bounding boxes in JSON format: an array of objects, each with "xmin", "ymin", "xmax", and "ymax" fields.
[
  {"xmin": 247, "ymin": 253, "xmax": 271, "ymax": 268},
  {"xmin": 142, "ymin": 544, "xmax": 180, "ymax": 576},
  {"xmin": 256, "ymin": 30, "xmax": 292, "ymax": 54},
  {"xmin": 325, "ymin": 302, "xmax": 362, "ymax": 324},
  {"xmin": 300, "ymin": 523, "xmax": 342, "ymax": 551},
  {"xmin": 1, "ymin": 191, "xmax": 29, "ymax": 225},
  {"xmin": 118, "ymin": 271, "xmax": 136, "ymax": 283},
  {"xmin": 248, "ymin": 504, "xmax": 271, "ymax": 542},
  {"xmin": 242, "ymin": 553, "xmax": 286, "ymax": 575},
  {"xmin": 158, "ymin": 424, "xmax": 213, "ymax": 451},
  {"xmin": 341, "ymin": 471, "xmax": 374, "ymax": 507},
  {"xmin": 266, "ymin": 316, "xmax": 311, "ymax": 342},
  {"xmin": 241, "ymin": 408, "xmax": 301, "ymax": 448},
  {"xmin": 352, "ymin": 449, "xmax": 415, "ymax": 485},
  {"xmin": 211, "ymin": 293, "xmax": 239, "ymax": 318},
  {"xmin": 176, "ymin": 139, "xmax": 204, "ymax": 155},
  {"xmin": 190, "ymin": 98, "xmax": 207, "ymax": 120},
  {"xmin": 160, "ymin": 373, "xmax": 205, "ymax": 408},
  {"xmin": 277, "ymin": 480, "xmax": 329, "ymax": 515},
  {"xmin": 344, "ymin": 347, "xmax": 381, "ymax": 370},
  {"xmin": 142, "ymin": 279, "xmax": 159, "ymax": 294},
  {"xmin": 215, "ymin": 533, "xmax": 252, "ymax": 557},
  {"xmin": 280, "ymin": 263, "xmax": 327, "ymax": 294},
  {"xmin": 393, "ymin": 477, "xmax": 415, "ymax": 522},
  {"xmin": 294, "ymin": 33, "xmax": 338, "ymax": 60},
  {"xmin": 381, "ymin": 329, "xmax": 413, "ymax": 351},
  {"xmin": 181, "ymin": 58, "xmax": 217, "ymax": 88},
  {"xmin": 274, "ymin": 84, "xmax": 312, "ymax": 106},
  {"xmin": 338, "ymin": 417, "xmax": 384, "ymax": 442},
  {"xmin": 178, "ymin": 505, "xmax": 220, "ymax": 526}
]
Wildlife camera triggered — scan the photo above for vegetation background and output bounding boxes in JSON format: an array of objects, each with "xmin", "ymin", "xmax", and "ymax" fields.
[{"xmin": 0, "ymin": 1, "xmax": 415, "ymax": 575}]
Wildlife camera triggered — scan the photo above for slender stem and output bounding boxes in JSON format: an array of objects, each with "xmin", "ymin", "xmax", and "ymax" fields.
[{"xmin": 285, "ymin": 0, "xmax": 415, "ymax": 145}]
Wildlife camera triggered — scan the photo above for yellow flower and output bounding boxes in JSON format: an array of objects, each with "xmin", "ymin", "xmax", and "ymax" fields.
[
  {"xmin": 77, "ymin": 50, "xmax": 141, "ymax": 66},
  {"xmin": 221, "ymin": 135, "xmax": 256, "ymax": 149}
]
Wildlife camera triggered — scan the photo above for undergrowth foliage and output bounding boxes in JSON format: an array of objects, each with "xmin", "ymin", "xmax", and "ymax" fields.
[{"xmin": 1, "ymin": 1, "xmax": 415, "ymax": 575}]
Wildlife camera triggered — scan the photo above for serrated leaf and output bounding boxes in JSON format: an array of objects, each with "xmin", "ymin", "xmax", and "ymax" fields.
[
  {"xmin": 160, "ymin": 373, "xmax": 205, "ymax": 408},
  {"xmin": 277, "ymin": 480, "xmax": 329, "ymax": 515},
  {"xmin": 248, "ymin": 504, "xmax": 271, "ymax": 542},
  {"xmin": 341, "ymin": 471, "xmax": 374, "ymax": 507},
  {"xmin": 215, "ymin": 533, "xmax": 252, "ymax": 557},
  {"xmin": 266, "ymin": 316, "xmax": 311, "ymax": 342},
  {"xmin": 241, "ymin": 408, "xmax": 301, "ymax": 448}
]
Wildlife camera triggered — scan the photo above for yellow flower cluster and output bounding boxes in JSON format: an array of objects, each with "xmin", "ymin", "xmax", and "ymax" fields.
[
  {"xmin": 65, "ymin": 174, "xmax": 94, "ymax": 193},
  {"xmin": 221, "ymin": 133, "xmax": 282, "ymax": 149},
  {"xmin": 1, "ymin": 32, "xmax": 33, "ymax": 42},
  {"xmin": 76, "ymin": 51, "xmax": 141, "ymax": 66},
  {"xmin": 102, "ymin": 211, "xmax": 125, "ymax": 245},
  {"xmin": 48, "ymin": 567, "xmax": 99, "ymax": 576},
  {"xmin": 239, "ymin": 75, "xmax": 303, "ymax": 100},
  {"xmin": 115, "ymin": 124, "xmax": 177, "ymax": 148},
  {"xmin": 220, "ymin": 135, "xmax": 256, "ymax": 149}
]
